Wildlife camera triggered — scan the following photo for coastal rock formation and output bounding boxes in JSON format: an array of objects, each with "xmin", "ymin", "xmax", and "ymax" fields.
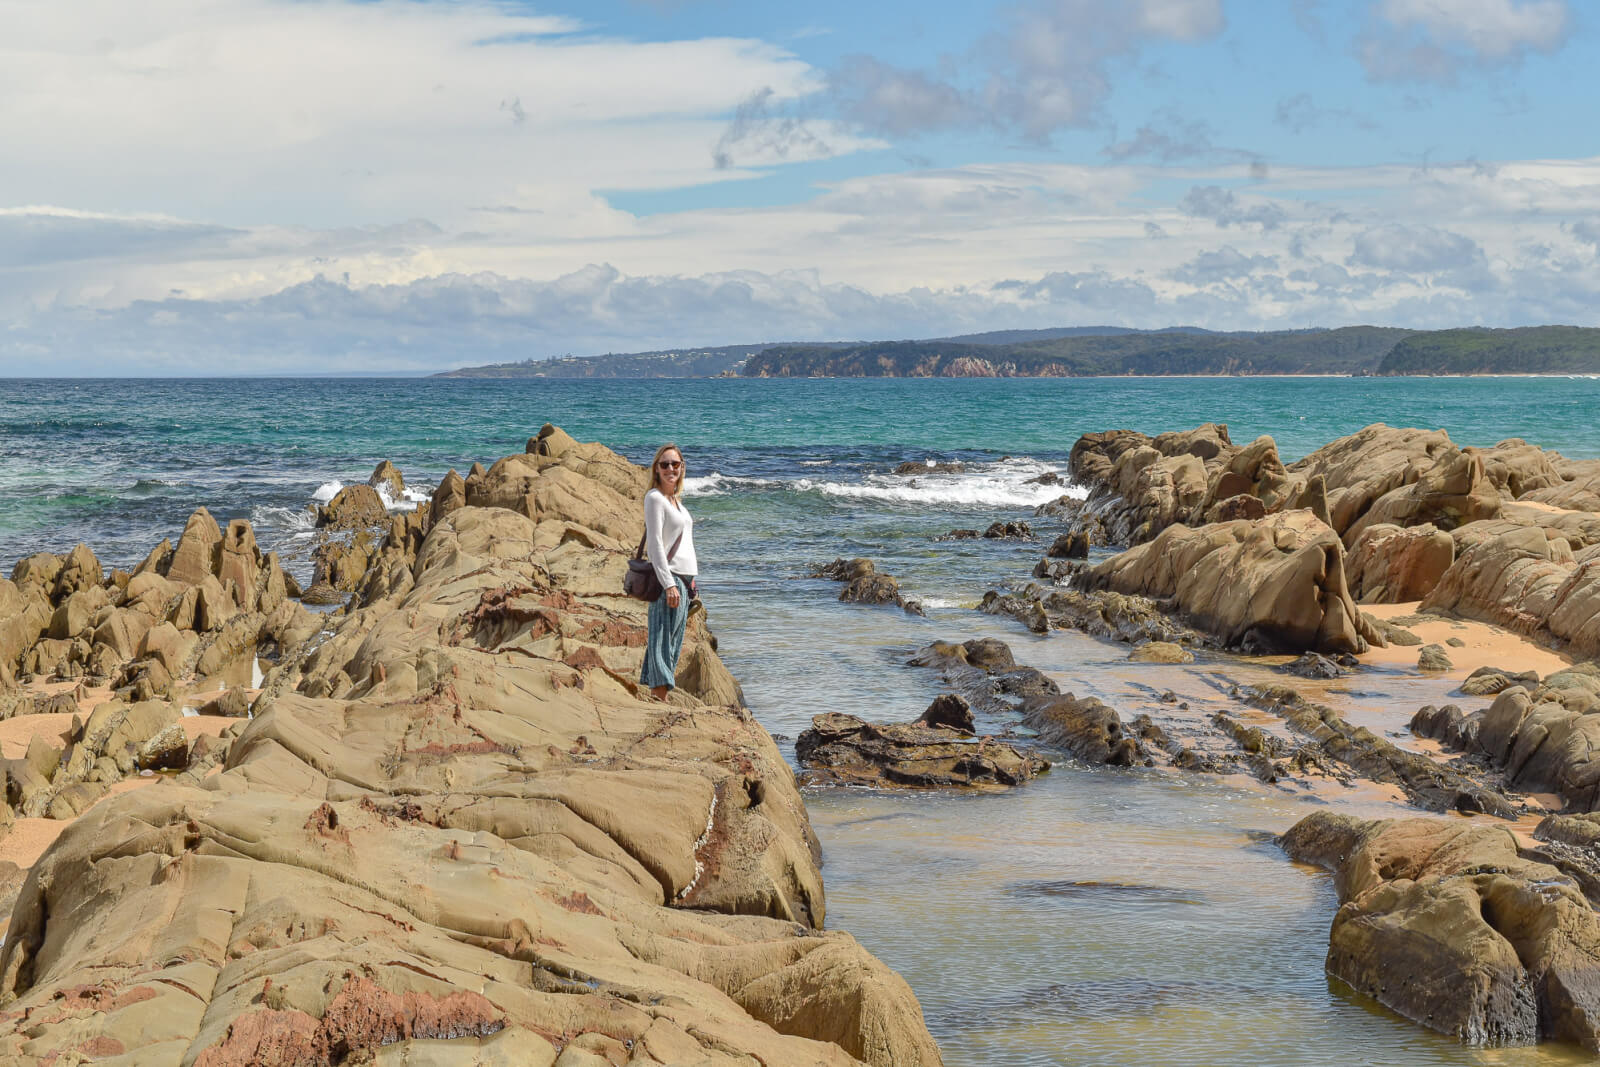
[
  {"xmin": 812, "ymin": 558, "xmax": 925, "ymax": 616},
  {"xmin": 979, "ymin": 584, "xmax": 1200, "ymax": 645},
  {"xmin": 1075, "ymin": 510, "xmax": 1382, "ymax": 655},
  {"xmin": 1415, "ymin": 667, "xmax": 1600, "ymax": 812},
  {"xmin": 1344, "ymin": 522, "xmax": 1455, "ymax": 603},
  {"xmin": 795, "ymin": 708, "xmax": 1047, "ymax": 789},
  {"xmin": 1421, "ymin": 522, "xmax": 1600, "ymax": 660},
  {"xmin": 0, "ymin": 431, "xmax": 944, "ymax": 1066},
  {"xmin": 1020, "ymin": 693, "xmax": 1147, "ymax": 766},
  {"xmin": 1282, "ymin": 811, "xmax": 1600, "ymax": 1049}
]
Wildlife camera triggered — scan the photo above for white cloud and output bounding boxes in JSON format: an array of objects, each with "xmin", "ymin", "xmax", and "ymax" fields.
[
  {"xmin": 1360, "ymin": 0, "xmax": 1571, "ymax": 83},
  {"xmin": 0, "ymin": 0, "xmax": 862, "ymax": 227},
  {"xmin": 824, "ymin": 0, "xmax": 1225, "ymax": 141}
]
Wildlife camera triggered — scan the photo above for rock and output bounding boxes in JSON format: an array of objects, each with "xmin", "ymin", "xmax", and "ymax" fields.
[
  {"xmin": 1417, "ymin": 644, "xmax": 1454, "ymax": 671},
  {"xmin": 1288, "ymin": 424, "xmax": 1460, "ymax": 535},
  {"xmin": 795, "ymin": 711, "xmax": 1045, "ymax": 789},
  {"xmin": 200, "ymin": 687, "xmax": 252, "ymax": 717},
  {"xmin": 1280, "ymin": 652, "xmax": 1344, "ymax": 679},
  {"xmin": 1021, "ymin": 693, "xmax": 1146, "ymax": 766},
  {"xmin": 1025, "ymin": 471, "xmax": 1063, "ymax": 486},
  {"xmin": 961, "ymin": 637, "xmax": 1015, "ymax": 672},
  {"xmin": 1410, "ymin": 703, "xmax": 1481, "ymax": 752},
  {"xmin": 1032, "ymin": 558, "xmax": 1080, "ymax": 582},
  {"xmin": 0, "ymin": 433, "xmax": 943, "ymax": 1066},
  {"xmin": 983, "ymin": 585, "xmax": 1199, "ymax": 646},
  {"xmin": 983, "ymin": 521, "xmax": 1032, "ymax": 539},
  {"xmin": 1128, "ymin": 641, "xmax": 1193, "ymax": 664},
  {"xmin": 1421, "ymin": 523, "xmax": 1600, "ymax": 661},
  {"xmin": 369, "ymin": 459, "xmax": 404, "ymax": 499},
  {"xmin": 10, "ymin": 552, "xmax": 63, "ymax": 596},
  {"xmin": 1046, "ymin": 532, "xmax": 1089, "ymax": 559},
  {"xmin": 1243, "ymin": 684, "xmax": 1514, "ymax": 817},
  {"xmin": 1282, "ymin": 811, "xmax": 1600, "ymax": 1049},
  {"xmin": 1364, "ymin": 613, "xmax": 1422, "ymax": 646},
  {"xmin": 318, "ymin": 483, "xmax": 388, "ymax": 529},
  {"xmin": 811, "ymin": 558, "xmax": 924, "ymax": 616},
  {"xmin": 430, "ymin": 468, "xmax": 467, "ymax": 527},
  {"xmin": 48, "ymin": 585, "xmax": 110, "ymax": 640},
  {"xmin": 892, "ymin": 460, "xmax": 964, "ymax": 474},
  {"xmin": 216, "ymin": 519, "xmax": 262, "ymax": 611},
  {"xmin": 164, "ymin": 506, "xmax": 224, "ymax": 586},
  {"xmin": 1460, "ymin": 665, "xmax": 1541, "ymax": 697},
  {"xmin": 939, "ymin": 528, "xmax": 979, "ymax": 540},
  {"xmin": 52, "ymin": 543, "xmax": 103, "ymax": 600},
  {"xmin": 916, "ymin": 694, "xmax": 974, "ymax": 733},
  {"xmin": 1077, "ymin": 510, "xmax": 1382, "ymax": 655},
  {"xmin": 138, "ymin": 621, "xmax": 198, "ymax": 678},
  {"xmin": 1345, "ymin": 523, "xmax": 1455, "ymax": 603},
  {"xmin": 1344, "ymin": 447, "xmax": 1502, "ymax": 544}
]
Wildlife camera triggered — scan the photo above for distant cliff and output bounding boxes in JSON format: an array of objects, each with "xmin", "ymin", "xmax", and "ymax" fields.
[
  {"xmin": 742, "ymin": 327, "xmax": 1416, "ymax": 378},
  {"xmin": 434, "ymin": 344, "xmax": 772, "ymax": 378}
]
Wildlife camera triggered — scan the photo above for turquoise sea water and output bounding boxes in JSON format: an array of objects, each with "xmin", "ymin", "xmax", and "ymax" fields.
[{"xmin": 5, "ymin": 374, "xmax": 1600, "ymax": 1065}]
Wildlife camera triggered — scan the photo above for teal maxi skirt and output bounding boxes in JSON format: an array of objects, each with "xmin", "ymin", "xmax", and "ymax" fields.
[{"xmin": 640, "ymin": 575, "xmax": 690, "ymax": 690}]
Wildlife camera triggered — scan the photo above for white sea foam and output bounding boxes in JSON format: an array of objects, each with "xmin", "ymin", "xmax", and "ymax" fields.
[
  {"xmin": 251, "ymin": 504, "xmax": 317, "ymax": 541},
  {"xmin": 312, "ymin": 479, "xmax": 343, "ymax": 503},
  {"xmin": 375, "ymin": 481, "xmax": 428, "ymax": 512},
  {"xmin": 798, "ymin": 459, "xmax": 833, "ymax": 467},
  {"xmin": 685, "ymin": 460, "xmax": 1081, "ymax": 509}
]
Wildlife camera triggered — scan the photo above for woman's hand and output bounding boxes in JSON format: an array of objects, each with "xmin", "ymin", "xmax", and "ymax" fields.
[{"xmin": 666, "ymin": 586, "xmax": 681, "ymax": 608}]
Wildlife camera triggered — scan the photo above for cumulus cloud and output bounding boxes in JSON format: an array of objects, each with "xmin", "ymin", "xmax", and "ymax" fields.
[
  {"xmin": 1359, "ymin": 0, "xmax": 1571, "ymax": 84},
  {"xmin": 824, "ymin": 0, "xmax": 1224, "ymax": 141},
  {"xmin": 1347, "ymin": 222, "xmax": 1495, "ymax": 290},
  {"xmin": 1180, "ymin": 186, "xmax": 1288, "ymax": 230},
  {"xmin": 1169, "ymin": 247, "xmax": 1279, "ymax": 285}
]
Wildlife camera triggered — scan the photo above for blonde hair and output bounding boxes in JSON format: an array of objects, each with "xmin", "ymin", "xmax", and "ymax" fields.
[{"xmin": 649, "ymin": 443, "xmax": 685, "ymax": 500}]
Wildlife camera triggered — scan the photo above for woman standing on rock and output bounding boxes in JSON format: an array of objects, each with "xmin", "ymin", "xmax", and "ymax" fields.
[{"xmin": 641, "ymin": 443, "xmax": 698, "ymax": 700}]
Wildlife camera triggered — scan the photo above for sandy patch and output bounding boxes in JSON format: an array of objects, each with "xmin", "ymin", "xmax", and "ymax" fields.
[
  {"xmin": 1361, "ymin": 602, "xmax": 1572, "ymax": 679},
  {"xmin": 0, "ymin": 714, "xmax": 78, "ymax": 759}
]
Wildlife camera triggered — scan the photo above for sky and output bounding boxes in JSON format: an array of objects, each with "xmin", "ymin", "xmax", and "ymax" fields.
[{"xmin": 3, "ymin": 0, "xmax": 1599, "ymax": 374}]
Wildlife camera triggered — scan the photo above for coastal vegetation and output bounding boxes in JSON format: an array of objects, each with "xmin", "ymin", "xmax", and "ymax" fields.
[{"xmin": 438, "ymin": 325, "xmax": 1600, "ymax": 379}]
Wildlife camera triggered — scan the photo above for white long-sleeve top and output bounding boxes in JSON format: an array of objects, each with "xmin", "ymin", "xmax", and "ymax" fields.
[{"xmin": 644, "ymin": 488, "xmax": 697, "ymax": 590}]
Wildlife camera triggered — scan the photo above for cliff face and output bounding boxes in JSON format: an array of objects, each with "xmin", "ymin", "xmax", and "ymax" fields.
[{"xmin": 0, "ymin": 428, "xmax": 943, "ymax": 1066}]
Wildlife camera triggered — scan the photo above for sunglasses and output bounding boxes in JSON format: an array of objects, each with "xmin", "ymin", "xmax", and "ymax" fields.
[{"xmin": 658, "ymin": 460, "xmax": 682, "ymax": 469}]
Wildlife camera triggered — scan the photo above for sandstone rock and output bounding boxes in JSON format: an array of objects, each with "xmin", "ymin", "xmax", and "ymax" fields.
[
  {"xmin": 917, "ymin": 694, "xmax": 975, "ymax": 733},
  {"xmin": 131, "ymin": 537, "xmax": 172, "ymax": 577},
  {"xmin": 795, "ymin": 711, "xmax": 1045, "ymax": 789},
  {"xmin": 217, "ymin": 518, "xmax": 261, "ymax": 611},
  {"xmin": 120, "ymin": 570, "xmax": 182, "ymax": 616},
  {"xmin": 369, "ymin": 459, "xmax": 405, "ymax": 499},
  {"xmin": 1128, "ymin": 641, "xmax": 1193, "ymax": 664},
  {"xmin": 1077, "ymin": 510, "xmax": 1382, "ymax": 655},
  {"xmin": 165, "ymin": 506, "xmax": 224, "ymax": 586},
  {"xmin": 1345, "ymin": 522, "xmax": 1455, "ymax": 603},
  {"xmin": 1476, "ymin": 439, "xmax": 1568, "ymax": 499},
  {"xmin": 0, "ymin": 438, "xmax": 943, "ymax": 1066},
  {"xmin": 1046, "ymin": 531, "xmax": 1089, "ymax": 559},
  {"xmin": 1345, "ymin": 447, "xmax": 1502, "ymax": 544},
  {"xmin": 1422, "ymin": 525, "xmax": 1600, "ymax": 660},
  {"xmin": 430, "ymin": 468, "xmax": 467, "ymax": 527},
  {"xmin": 1283, "ymin": 811, "xmax": 1600, "ymax": 1049},
  {"xmin": 52, "ymin": 542, "xmax": 103, "ymax": 599},
  {"xmin": 983, "ymin": 521, "xmax": 1032, "ymax": 539},
  {"xmin": 1418, "ymin": 644, "xmax": 1454, "ymax": 671},
  {"xmin": 1459, "ymin": 665, "xmax": 1540, "ymax": 697},
  {"xmin": 10, "ymin": 552, "xmax": 63, "ymax": 596},
  {"xmin": 139, "ymin": 621, "xmax": 198, "ymax": 678},
  {"xmin": 1523, "ymin": 457, "xmax": 1600, "ymax": 512},
  {"xmin": 982, "ymin": 585, "xmax": 1199, "ymax": 646},
  {"xmin": 48, "ymin": 585, "xmax": 110, "ymax": 640},
  {"xmin": 201, "ymin": 687, "xmax": 252, "ymax": 717},
  {"xmin": 1287, "ymin": 424, "xmax": 1458, "ymax": 535},
  {"xmin": 812, "ymin": 558, "xmax": 924, "ymax": 616},
  {"xmin": 1020, "ymin": 692, "xmax": 1146, "ymax": 766},
  {"xmin": 318, "ymin": 483, "xmax": 388, "ymax": 529},
  {"xmin": 0, "ymin": 579, "xmax": 50, "ymax": 677},
  {"xmin": 1280, "ymin": 652, "xmax": 1345, "ymax": 679}
]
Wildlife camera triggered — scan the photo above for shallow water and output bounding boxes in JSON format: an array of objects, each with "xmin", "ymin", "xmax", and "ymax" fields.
[{"xmin": 5, "ymin": 375, "xmax": 1600, "ymax": 1064}]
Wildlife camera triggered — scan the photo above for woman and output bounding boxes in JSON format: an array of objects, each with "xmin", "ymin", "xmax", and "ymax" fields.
[{"xmin": 640, "ymin": 443, "xmax": 698, "ymax": 700}]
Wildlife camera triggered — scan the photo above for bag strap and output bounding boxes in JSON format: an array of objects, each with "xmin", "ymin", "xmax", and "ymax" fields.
[{"xmin": 634, "ymin": 530, "xmax": 683, "ymax": 562}]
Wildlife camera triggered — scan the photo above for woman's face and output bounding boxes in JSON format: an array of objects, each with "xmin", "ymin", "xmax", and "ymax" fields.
[{"xmin": 656, "ymin": 450, "xmax": 683, "ymax": 492}]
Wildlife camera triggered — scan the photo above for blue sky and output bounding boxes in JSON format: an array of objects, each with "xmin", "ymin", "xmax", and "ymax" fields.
[{"xmin": 2, "ymin": 0, "xmax": 1597, "ymax": 373}]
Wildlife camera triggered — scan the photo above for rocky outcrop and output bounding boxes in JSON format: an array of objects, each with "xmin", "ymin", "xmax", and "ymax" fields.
[
  {"xmin": 812, "ymin": 558, "xmax": 925, "ymax": 616},
  {"xmin": 795, "ymin": 709, "xmax": 1047, "ymax": 789},
  {"xmin": 1020, "ymin": 693, "xmax": 1148, "ymax": 766},
  {"xmin": 980, "ymin": 584, "xmax": 1200, "ymax": 645},
  {"xmin": 1344, "ymin": 522, "xmax": 1455, "ymax": 603},
  {"xmin": 1076, "ymin": 510, "xmax": 1383, "ymax": 655},
  {"xmin": 1282, "ymin": 811, "xmax": 1600, "ymax": 1049},
  {"xmin": 1421, "ymin": 524, "xmax": 1600, "ymax": 660},
  {"xmin": 0, "ymin": 433, "xmax": 943, "ymax": 1066}
]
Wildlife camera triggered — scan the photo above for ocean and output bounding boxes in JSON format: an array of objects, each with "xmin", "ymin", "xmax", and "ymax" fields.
[{"xmin": 5, "ymin": 374, "xmax": 1600, "ymax": 1065}]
